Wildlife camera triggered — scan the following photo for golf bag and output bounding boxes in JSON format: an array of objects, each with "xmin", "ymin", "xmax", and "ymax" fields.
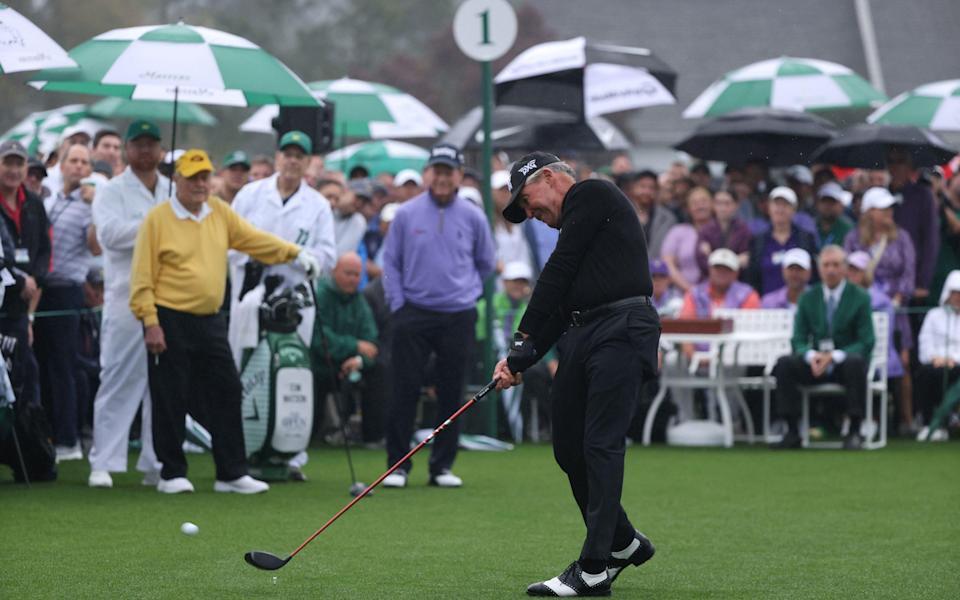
[{"xmin": 240, "ymin": 280, "xmax": 315, "ymax": 480}]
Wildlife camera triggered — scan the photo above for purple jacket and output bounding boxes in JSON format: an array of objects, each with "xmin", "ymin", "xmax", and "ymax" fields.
[
  {"xmin": 382, "ymin": 191, "xmax": 496, "ymax": 313},
  {"xmin": 893, "ymin": 181, "xmax": 939, "ymax": 289},
  {"xmin": 760, "ymin": 285, "xmax": 806, "ymax": 310},
  {"xmin": 696, "ymin": 217, "xmax": 752, "ymax": 277},
  {"xmin": 842, "ymin": 227, "xmax": 916, "ymax": 301},
  {"xmin": 691, "ymin": 280, "xmax": 755, "ymax": 317}
]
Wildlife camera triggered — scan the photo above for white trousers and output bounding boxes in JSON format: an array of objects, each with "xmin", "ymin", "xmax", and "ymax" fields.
[{"xmin": 88, "ymin": 302, "xmax": 160, "ymax": 473}]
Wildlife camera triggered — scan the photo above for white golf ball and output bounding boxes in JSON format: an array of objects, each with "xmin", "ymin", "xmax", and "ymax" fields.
[{"xmin": 180, "ymin": 522, "xmax": 199, "ymax": 536}]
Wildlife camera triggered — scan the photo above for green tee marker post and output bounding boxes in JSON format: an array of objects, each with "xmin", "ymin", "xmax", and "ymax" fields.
[{"xmin": 454, "ymin": 0, "xmax": 517, "ymax": 437}]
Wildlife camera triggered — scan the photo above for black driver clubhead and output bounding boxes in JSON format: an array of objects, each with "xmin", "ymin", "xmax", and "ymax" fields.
[{"xmin": 244, "ymin": 551, "xmax": 290, "ymax": 571}]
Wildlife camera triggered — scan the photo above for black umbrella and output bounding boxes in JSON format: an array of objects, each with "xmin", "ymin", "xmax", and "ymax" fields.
[
  {"xmin": 809, "ymin": 124, "xmax": 958, "ymax": 168},
  {"xmin": 441, "ymin": 105, "xmax": 631, "ymax": 152},
  {"xmin": 494, "ymin": 36, "xmax": 676, "ymax": 119},
  {"xmin": 674, "ymin": 107, "xmax": 837, "ymax": 166}
]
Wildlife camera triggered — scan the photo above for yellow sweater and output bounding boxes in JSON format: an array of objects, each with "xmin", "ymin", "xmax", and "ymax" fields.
[{"xmin": 130, "ymin": 197, "xmax": 300, "ymax": 326}]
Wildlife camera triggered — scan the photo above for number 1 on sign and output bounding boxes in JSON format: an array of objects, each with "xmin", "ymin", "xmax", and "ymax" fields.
[{"xmin": 478, "ymin": 9, "xmax": 491, "ymax": 44}]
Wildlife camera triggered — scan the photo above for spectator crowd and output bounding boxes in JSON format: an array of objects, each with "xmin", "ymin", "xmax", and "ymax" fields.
[{"xmin": 1, "ymin": 119, "xmax": 958, "ymax": 488}]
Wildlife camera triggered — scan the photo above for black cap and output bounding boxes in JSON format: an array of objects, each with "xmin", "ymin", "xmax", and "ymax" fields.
[
  {"xmin": 426, "ymin": 143, "xmax": 463, "ymax": 169},
  {"xmin": 502, "ymin": 151, "xmax": 561, "ymax": 224},
  {"xmin": 27, "ymin": 157, "xmax": 47, "ymax": 177}
]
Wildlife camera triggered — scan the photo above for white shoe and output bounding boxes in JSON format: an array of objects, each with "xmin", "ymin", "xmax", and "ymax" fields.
[
  {"xmin": 55, "ymin": 444, "xmax": 83, "ymax": 462},
  {"xmin": 141, "ymin": 471, "xmax": 161, "ymax": 486},
  {"xmin": 429, "ymin": 470, "xmax": 462, "ymax": 488},
  {"xmin": 930, "ymin": 428, "xmax": 950, "ymax": 442},
  {"xmin": 916, "ymin": 426, "xmax": 931, "ymax": 442},
  {"xmin": 88, "ymin": 470, "xmax": 113, "ymax": 488},
  {"xmin": 157, "ymin": 477, "xmax": 195, "ymax": 494},
  {"xmin": 382, "ymin": 470, "xmax": 408, "ymax": 488},
  {"xmin": 214, "ymin": 475, "xmax": 269, "ymax": 494}
]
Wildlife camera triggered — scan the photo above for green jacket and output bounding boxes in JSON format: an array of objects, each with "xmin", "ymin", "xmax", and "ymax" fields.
[
  {"xmin": 792, "ymin": 282, "xmax": 874, "ymax": 358},
  {"xmin": 311, "ymin": 278, "xmax": 379, "ymax": 381}
]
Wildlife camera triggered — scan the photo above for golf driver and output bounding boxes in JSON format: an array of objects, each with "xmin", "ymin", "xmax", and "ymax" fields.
[
  {"xmin": 309, "ymin": 282, "xmax": 367, "ymax": 496},
  {"xmin": 244, "ymin": 378, "xmax": 498, "ymax": 571}
]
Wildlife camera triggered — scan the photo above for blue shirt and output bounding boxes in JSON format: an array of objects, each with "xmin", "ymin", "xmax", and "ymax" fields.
[
  {"xmin": 382, "ymin": 191, "xmax": 496, "ymax": 313},
  {"xmin": 45, "ymin": 189, "xmax": 92, "ymax": 286}
]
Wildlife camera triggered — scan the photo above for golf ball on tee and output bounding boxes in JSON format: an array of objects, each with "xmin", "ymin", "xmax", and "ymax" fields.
[{"xmin": 180, "ymin": 522, "xmax": 199, "ymax": 536}]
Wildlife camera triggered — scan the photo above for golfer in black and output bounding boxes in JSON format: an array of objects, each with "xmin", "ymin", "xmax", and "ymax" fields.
[{"xmin": 493, "ymin": 152, "xmax": 660, "ymax": 597}]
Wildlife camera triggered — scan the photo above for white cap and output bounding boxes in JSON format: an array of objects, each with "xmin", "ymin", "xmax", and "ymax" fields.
[
  {"xmin": 708, "ymin": 248, "xmax": 740, "ymax": 271},
  {"xmin": 60, "ymin": 124, "xmax": 91, "ymax": 143},
  {"xmin": 164, "ymin": 149, "xmax": 185, "ymax": 164},
  {"xmin": 861, "ymin": 186, "xmax": 898, "ymax": 212},
  {"xmin": 768, "ymin": 185, "xmax": 798, "ymax": 206},
  {"xmin": 817, "ymin": 181, "xmax": 852, "ymax": 207},
  {"xmin": 782, "ymin": 248, "xmax": 811, "ymax": 270},
  {"xmin": 380, "ymin": 202, "xmax": 400, "ymax": 223},
  {"xmin": 502, "ymin": 261, "xmax": 533, "ymax": 282},
  {"xmin": 393, "ymin": 168, "xmax": 422, "ymax": 187},
  {"xmin": 939, "ymin": 270, "xmax": 960, "ymax": 305},
  {"xmin": 847, "ymin": 250, "xmax": 871, "ymax": 271},
  {"xmin": 786, "ymin": 165, "xmax": 813, "ymax": 185},
  {"xmin": 491, "ymin": 170, "xmax": 511, "ymax": 190},
  {"xmin": 459, "ymin": 185, "xmax": 483, "ymax": 208}
]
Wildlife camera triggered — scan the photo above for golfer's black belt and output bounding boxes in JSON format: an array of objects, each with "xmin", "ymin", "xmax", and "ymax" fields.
[{"xmin": 569, "ymin": 296, "xmax": 653, "ymax": 327}]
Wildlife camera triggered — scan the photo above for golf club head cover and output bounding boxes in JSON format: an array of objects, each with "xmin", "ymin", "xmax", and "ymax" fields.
[{"xmin": 506, "ymin": 332, "xmax": 538, "ymax": 374}]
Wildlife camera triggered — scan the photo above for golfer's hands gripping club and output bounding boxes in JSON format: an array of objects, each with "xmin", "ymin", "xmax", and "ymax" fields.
[
  {"xmin": 495, "ymin": 332, "xmax": 538, "ymax": 390},
  {"xmin": 494, "ymin": 358, "xmax": 521, "ymax": 390},
  {"xmin": 296, "ymin": 250, "xmax": 321, "ymax": 280}
]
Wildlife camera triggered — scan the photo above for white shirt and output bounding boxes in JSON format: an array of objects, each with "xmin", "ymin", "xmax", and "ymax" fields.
[
  {"xmin": 919, "ymin": 305, "xmax": 960, "ymax": 364},
  {"xmin": 92, "ymin": 167, "xmax": 173, "ymax": 305},
  {"xmin": 229, "ymin": 173, "xmax": 336, "ymax": 290},
  {"xmin": 169, "ymin": 195, "xmax": 212, "ymax": 222}
]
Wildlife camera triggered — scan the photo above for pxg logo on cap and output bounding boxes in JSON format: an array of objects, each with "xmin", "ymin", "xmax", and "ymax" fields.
[{"xmin": 502, "ymin": 151, "xmax": 561, "ymax": 224}]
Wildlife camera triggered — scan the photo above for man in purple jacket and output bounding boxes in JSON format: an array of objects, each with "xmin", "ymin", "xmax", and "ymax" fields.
[
  {"xmin": 380, "ymin": 144, "xmax": 496, "ymax": 488},
  {"xmin": 889, "ymin": 148, "xmax": 939, "ymax": 299}
]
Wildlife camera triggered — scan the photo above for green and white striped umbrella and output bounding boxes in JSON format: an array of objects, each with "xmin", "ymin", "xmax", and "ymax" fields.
[
  {"xmin": 241, "ymin": 77, "xmax": 448, "ymax": 139},
  {"xmin": 684, "ymin": 57, "xmax": 887, "ymax": 119},
  {"xmin": 325, "ymin": 140, "xmax": 429, "ymax": 176},
  {"xmin": 0, "ymin": 3, "xmax": 77, "ymax": 74},
  {"xmin": 868, "ymin": 79, "xmax": 960, "ymax": 131},
  {"xmin": 29, "ymin": 22, "xmax": 318, "ymax": 107},
  {"xmin": 0, "ymin": 104, "xmax": 108, "ymax": 156},
  {"xmin": 88, "ymin": 97, "xmax": 217, "ymax": 126}
]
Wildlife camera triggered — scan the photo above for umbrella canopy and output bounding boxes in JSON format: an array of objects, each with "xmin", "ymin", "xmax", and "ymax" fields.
[
  {"xmin": 88, "ymin": 97, "xmax": 217, "ymax": 126},
  {"xmin": 325, "ymin": 140, "xmax": 428, "ymax": 176},
  {"xmin": 674, "ymin": 107, "xmax": 836, "ymax": 166},
  {"xmin": 683, "ymin": 57, "xmax": 886, "ymax": 119},
  {"xmin": 0, "ymin": 104, "xmax": 108, "ymax": 156},
  {"xmin": 867, "ymin": 79, "xmax": 960, "ymax": 132},
  {"xmin": 494, "ymin": 36, "xmax": 676, "ymax": 119},
  {"xmin": 810, "ymin": 124, "xmax": 958, "ymax": 168},
  {"xmin": 441, "ymin": 105, "xmax": 630, "ymax": 152},
  {"xmin": 0, "ymin": 3, "xmax": 77, "ymax": 74},
  {"xmin": 240, "ymin": 77, "xmax": 448, "ymax": 139},
  {"xmin": 29, "ymin": 22, "xmax": 318, "ymax": 107}
]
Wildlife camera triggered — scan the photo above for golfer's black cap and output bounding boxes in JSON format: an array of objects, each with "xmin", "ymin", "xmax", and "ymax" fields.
[
  {"xmin": 426, "ymin": 143, "xmax": 463, "ymax": 169},
  {"xmin": 502, "ymin": 151, "xmax": 561, "ymax": 224}
]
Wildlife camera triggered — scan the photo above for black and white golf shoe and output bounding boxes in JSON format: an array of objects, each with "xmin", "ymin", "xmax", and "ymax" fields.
[
  {"xmin": 607, "ymin": 530, "xmax": 656, "ymax": 584},
  {"xmin": 526, "ymin": 562, "xmax": 611, "ymax": 597}
]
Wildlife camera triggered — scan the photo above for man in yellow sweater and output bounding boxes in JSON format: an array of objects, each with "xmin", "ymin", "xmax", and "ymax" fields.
[{"xmin": 130, "ymin": 149, "xmax": 320, "ymax": 494}]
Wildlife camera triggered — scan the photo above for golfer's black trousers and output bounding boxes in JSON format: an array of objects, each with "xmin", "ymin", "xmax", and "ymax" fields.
[
  {"xmin": 386, "ymin": 304, "xmax": 476, "ymax": 475},
  {"xmin": 149, "ymin": 306, "xmax": 247, "ymax": 482},
  {"xmin": 551, "ymin": 305, "xmax": 660, "ymax": 563}
]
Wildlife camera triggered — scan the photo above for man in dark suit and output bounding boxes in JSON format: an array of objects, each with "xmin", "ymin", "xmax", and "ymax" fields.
[{"xmin": 772, "ymin": 245, "xmax": 875, "ymax": 450}]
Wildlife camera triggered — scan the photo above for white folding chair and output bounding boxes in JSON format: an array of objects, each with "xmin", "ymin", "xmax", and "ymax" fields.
[
  {"xmin": 799, "ymin": 311, "xmax": 889, "ymax": 449},
  {"xmin": 713, "ymin": 308, "xmax": 794, "ymax": 443}
]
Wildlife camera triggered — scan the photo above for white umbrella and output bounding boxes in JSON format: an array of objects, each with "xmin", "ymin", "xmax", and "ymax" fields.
[
  {"xmin": 0, "ymin": 3, "xmax": 76, "ymax": 74},
  {"xmin": 0, "ymin": 104, "xmax": 108, "ymax": 157}
]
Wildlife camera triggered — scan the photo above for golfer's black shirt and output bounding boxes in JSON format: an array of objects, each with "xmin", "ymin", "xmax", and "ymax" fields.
[{"xmin": 518, "ymin": 179, "xmax": 652, "ymax": 353}]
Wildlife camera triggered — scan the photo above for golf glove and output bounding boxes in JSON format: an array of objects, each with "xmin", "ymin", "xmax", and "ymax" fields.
[
  {"xmin": 296, "ymin": 250, "xmax": 321, "ymax": 280},
  {"xmin": 506, "ymin": 332, "xmax": 538, "ymax": 374}
]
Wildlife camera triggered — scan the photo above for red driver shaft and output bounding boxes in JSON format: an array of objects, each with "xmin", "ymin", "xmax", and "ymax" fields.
[{"xmin": 286, "ymin": 379, "xmax": 498, "ymax": 560}]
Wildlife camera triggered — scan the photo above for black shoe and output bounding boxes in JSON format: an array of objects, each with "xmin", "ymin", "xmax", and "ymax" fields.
[
  {"xmin": 527, "ymin": 562, "xmax": 611, "ymax": 597},
  {"xmin": 607, "ymin": 530, "xmax": 655, "ymax": 584},
  {"xmin": 288, "ymin": 466, "xmax": 307, "ymax": 482},
  {"xmin": 770, "ymin": 431, "xmax": 802, "ymax": 449},
  {"xmin": 843, "ymin": 431, "xmax": 863, "ymax": 450}
]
